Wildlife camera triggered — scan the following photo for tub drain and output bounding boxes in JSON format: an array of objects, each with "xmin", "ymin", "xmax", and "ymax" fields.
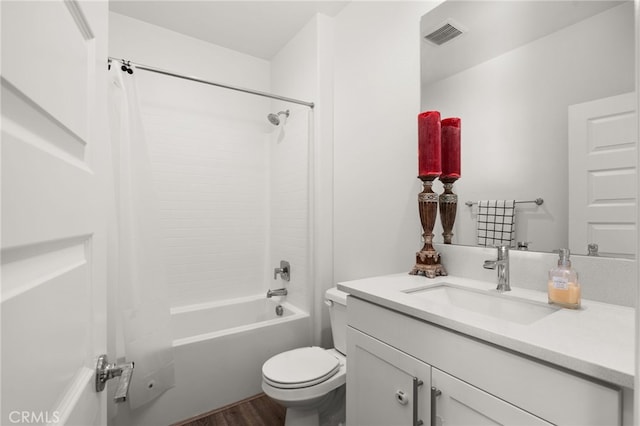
[{"xmin": 275, "ymin": 305, "xmax": 284, "ymax": 316}]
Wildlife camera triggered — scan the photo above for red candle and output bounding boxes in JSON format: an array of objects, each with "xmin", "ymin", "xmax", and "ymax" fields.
[
  {"xmin": 441, "ymin": 117, "xmax": 461, "ymax": 179},
  {"xmin": 417, "ymin": 111, "xmax": 441, "ymax": 177}
]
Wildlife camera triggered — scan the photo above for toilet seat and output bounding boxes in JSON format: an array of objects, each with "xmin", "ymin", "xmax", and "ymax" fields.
[{"xmin": 262, "ymin": 347, "xmax": 341, "ymax": 389}]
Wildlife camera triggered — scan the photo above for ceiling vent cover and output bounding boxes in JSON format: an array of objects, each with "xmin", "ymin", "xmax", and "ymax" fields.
[{"xmin": 424, "ymin": 21, "xmax": 465, "ymax": 46}]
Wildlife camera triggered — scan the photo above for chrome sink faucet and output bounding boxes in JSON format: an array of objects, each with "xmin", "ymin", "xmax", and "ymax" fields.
[{"xmin": 483, "ymin": 245, "xmax": 510, "ymax": 292}]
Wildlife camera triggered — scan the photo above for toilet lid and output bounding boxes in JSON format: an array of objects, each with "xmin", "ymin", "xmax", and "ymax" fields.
[{"xmin": 262, "ymin": 347, "xmax": 340, "ymax": 389}]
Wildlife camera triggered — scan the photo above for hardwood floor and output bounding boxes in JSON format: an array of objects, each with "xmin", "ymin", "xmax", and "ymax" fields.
[{"xmin": 172, "ymin": 393, "xmax": 285, "ymax": 426}]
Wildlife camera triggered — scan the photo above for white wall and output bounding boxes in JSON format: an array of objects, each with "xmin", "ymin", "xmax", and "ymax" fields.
[
  {"xmin": 422, "ymin": 3, "xmax": 635, "ymax": 253},
  {"xmin": 269, "ymin": 17, "xmax": 316, "ymax": 313},
  {"xmin": 109, "ymin": 13, "xmax": 270, "ymax": 90},
  {"xmin": 333, "ymin": 1, "xmax": 442, "ymax": 283},
  {"xmin": 270, "ymin": 13, "xmax": 335, "ymax": 347}
]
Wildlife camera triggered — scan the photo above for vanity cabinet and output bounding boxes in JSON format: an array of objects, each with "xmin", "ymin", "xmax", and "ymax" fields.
[
  {"xmin": 431, "ymin": 368, "xmax": 551, "ymax": 425},
  {"xmin": 348, "ymin": 327, "xmax": 551, "ymax": 426},
  {"xmin": 348, "ymin": 328, "xmax": 431, "ymax": 426},
  {"xmin": 346, "ymin": 296, "xmax": 622, "ymax": 426}
]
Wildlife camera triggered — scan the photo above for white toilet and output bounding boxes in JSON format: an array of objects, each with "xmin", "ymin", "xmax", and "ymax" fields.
[{"xmin": 262, "ymin": 287, "xmax": 348, "ymax": 426}]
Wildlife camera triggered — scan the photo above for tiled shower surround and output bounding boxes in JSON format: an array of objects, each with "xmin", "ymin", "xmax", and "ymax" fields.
[
  {"xmin": 137, "ymin": 73, "xmax": 309, "ymax": 308},
  {"xmin": 112, "ymin": 12, "xmax": 312, "ymax": 310}
]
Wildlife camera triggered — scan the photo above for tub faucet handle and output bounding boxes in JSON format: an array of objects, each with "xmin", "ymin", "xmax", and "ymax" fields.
[{"xmin": 274, "ymin": 260, "xmax": 290, "ymax": 281}]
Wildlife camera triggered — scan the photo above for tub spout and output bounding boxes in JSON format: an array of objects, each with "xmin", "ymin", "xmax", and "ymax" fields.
[{"xmin": 267, "ymin": 288, "xmax": 288, "ymax": 298}]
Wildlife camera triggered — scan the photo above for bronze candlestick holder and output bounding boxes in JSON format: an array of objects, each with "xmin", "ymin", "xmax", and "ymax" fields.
[
  {"xmin": 438, "ymin": 177, "xmax": 458, "ymax": 244},
  {"xmin": 409, "ymin": 176, "xmax": 447, "ymax": 278}
]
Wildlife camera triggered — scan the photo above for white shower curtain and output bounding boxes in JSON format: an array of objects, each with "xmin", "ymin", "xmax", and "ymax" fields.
[{"xmin": 108, "ymin": 62, "xmax": 175, "ymax": 409}]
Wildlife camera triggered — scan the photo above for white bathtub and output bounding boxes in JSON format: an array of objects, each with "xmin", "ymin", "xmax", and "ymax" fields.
[
  {"xmin": 122, "ymin": 295, "xmax": 311, "ymax": 426},
  {"xmin": 171, "ymin": 294, "xmax": 307, "ymax": 345}
]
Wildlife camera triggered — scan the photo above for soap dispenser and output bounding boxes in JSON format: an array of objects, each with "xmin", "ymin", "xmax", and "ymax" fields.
[{"xmin": 548, "ymin": 248, "xmax": 581, "ymax": 309}]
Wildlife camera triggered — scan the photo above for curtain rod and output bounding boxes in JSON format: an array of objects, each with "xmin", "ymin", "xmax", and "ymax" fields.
[{"xmin": 108, "ymin": 57, "xmax": 315, "ymax": 109}]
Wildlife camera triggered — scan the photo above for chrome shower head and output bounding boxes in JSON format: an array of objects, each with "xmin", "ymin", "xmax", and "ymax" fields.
[
  {"xmin": 267, "ymin": 113, "xmax": 280, "ymax": 125},
  {"xmin": 267, "ymin": 110, "xmax": 290, "ymax": 126}
]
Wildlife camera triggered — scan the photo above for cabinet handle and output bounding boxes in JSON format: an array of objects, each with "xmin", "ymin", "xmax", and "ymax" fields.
[
  {"xmin": 413, "ymin": 377, "xmax": 424, "ymax": 426},
  {"xmin": 430, "ymin": 387, "xmax": 442, "ymax": 426}
]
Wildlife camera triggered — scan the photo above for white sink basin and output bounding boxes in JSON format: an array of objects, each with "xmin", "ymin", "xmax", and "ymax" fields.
[{"xmin": 405, "ymin": 284, "xmax": 559, "ymax": 325}]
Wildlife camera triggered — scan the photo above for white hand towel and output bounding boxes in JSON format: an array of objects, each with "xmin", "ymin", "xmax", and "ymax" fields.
[{"xmin": 476, "ymin": 200, "xmax": 516, "ymax": 247}]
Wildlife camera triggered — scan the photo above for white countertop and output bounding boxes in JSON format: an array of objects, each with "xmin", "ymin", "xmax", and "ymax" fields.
[{"xmin": 338, "ymin": 273, "xmax": 635, "ymax": 388}]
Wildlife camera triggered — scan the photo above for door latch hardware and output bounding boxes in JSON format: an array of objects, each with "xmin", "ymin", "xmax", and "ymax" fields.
[{"xmin": 95, "ymin": 354, "xmax": 135, "ymax": 403}]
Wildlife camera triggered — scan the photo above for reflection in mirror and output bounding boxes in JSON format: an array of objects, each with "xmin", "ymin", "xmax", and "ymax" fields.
[{"xmin": 421, "ymin": 1, "xmax": 636, "ymax": 257}]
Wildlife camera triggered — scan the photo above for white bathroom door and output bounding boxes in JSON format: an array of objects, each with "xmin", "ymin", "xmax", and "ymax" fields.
[
  {"xmin": 1, "ymin": 1, "xmax": 110, "ymax": 425},
  {"xmin": 568, "ymin": 92, "xmax": 637, "ymax": 258}
]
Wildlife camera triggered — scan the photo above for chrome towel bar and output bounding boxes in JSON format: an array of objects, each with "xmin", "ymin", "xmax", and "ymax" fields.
[{"xmin": 465, "ymin": 198, "xmax": 543, "ymax": 207}]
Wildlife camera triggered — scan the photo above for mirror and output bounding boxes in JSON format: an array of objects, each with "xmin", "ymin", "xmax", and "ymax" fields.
[{"xmin": 421, "ymin": 1, "xmax": 636, "ymax": 257}]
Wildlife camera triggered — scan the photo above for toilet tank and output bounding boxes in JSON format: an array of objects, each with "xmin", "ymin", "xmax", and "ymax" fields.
[{"xmin": 325, "ymin": 287, "xmax": 349, "ymax": 355}]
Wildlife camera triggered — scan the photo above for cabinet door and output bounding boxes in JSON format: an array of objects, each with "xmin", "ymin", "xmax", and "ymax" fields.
[
  {"xmin": 347, "ymin": 327, "xmax": 430, "ymax": 426},
  {"xmin": 432, "ymin": 368, "xmax": 552, "ymax": 425}
]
